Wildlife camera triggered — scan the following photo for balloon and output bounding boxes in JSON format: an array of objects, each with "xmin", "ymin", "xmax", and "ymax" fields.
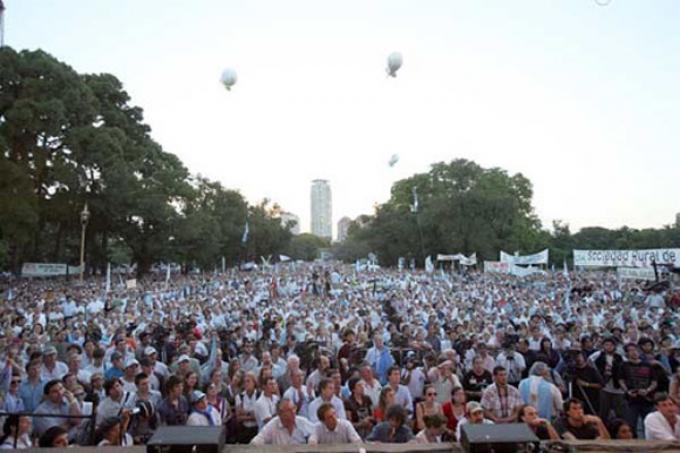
[
  {"xmin": 388, "ymin": 154, "xmax": 399, "ymax": 167},
  {"xmin": 220, "ymin": 68, "xmax": 238, "ymax": 91},
  {"xmin": 386, "ymin": 52, "xmax": 403, "ymax": 77}
]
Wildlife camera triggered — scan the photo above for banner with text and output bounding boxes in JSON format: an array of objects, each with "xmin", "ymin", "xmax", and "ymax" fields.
[
  {"xmin": 484, "ymin": 261, "xmax": 509, "ymax": 274},
  {"xmin": 617, "ymin": 267, "xmax": 657, "ymax": 281},
  {"xmin": 21, "ymin": 263, "xmax": 81, "ymax": 277},
  {"xmin": 573, "ymin": 249, "xmax": 680, "ymax": 268},
  {"xmin": 500, "ymin": 249, "xmax": 549, "ymax": 265}
]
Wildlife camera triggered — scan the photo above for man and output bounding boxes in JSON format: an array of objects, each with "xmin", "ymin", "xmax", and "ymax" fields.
[
  {"xmin": 270, "ymin": 345, "xmax": 288, "ymax": 379},
  {"xmin": 1, "ymin": 373, "xmax": 25, "ymax": 413},
  {"xmin": 367, "ymin": 404, "xmax": 414, "ymax": 443},
  {"xmin": 19, "ymin": 359, "xmax": 45, "ymax": 412},
  {"xmin": 386, "ymin": 365, "xmax": 413, "ymax": 415},
  {"xmin": 590, "ymin": 336, "xmax": 626, "ymax": 420},
  {"xmin": 239, "ymin": 341, "xmax": 259, "ymax": 373},
  {"xmin": 187, "ymin": 391, "xmax": 221, "ymax": 426},
  {"xmin": 157, "ymin": 375, "xmax": 189, "ymax": 426},
  {"xmin": 277, "ymin": 355, "xmax": 301, "ymax": 393},
  {"xmin": 254, "ymin": 376, "xmax": 280, "ymax": 428},
  {"xmin": 139, "ymin": 357, "xmax": 162, "ymax": 392},
  {"xmin": 65, "ymin": 353, "xmax": 91, "ymax": 387},
  {"xmin": 121, "ymin": 358, "xmax": 140, "ymax": 393},
  {"xmin": 308, "ymin": 378, "xmax": 347, "ymax": 423},
  {"xmin": 96, "ymin": 378, "xmax": 135, "ymax": 426},
  {"xmin": 619, "ymin": 343, "xmax": 657, "ymax": 432},
  {"xmin": 282, "ymin": 368, "xmax": 312, "ymax": 419},
  {"xmin": 496, "ymin": 339, "xmax": 526, "ymax": 387},
  {"xmin": 33, "ymin": 379, "xmax": 83, "ymax": 437},
  {"xmin": 306, "ymin": 355, "xmax": 330, "ymax": 394},
  {"xmin": 428, "ymin": 359, "xmax": 461, "ymax": 405},
  {"xmin": 644, "ymin": 392, "xmax": 680, "ymax": 440},
  {"xmin": 41, "ymin": 346, "xmax": 68, "ymax": 381},
  {"xmin": 401, "ymin": 354, "xmax": 426, "ymax": 403},
  {"xmin": 455, "ymin": 401, "xmax": 494, "ymax": 441},
  {"xmin": 554, "ymin": 398, "xmax": 610, "ymax": 440},
  {"xmin": 132, "ymin": 372, "xmax": 162, "ymax": 408},
  {"xmin": 481, "ymin": 366, "xmax": 523, "ymax": 424},
  {"xmin": 358, "ymin": 363, "xmax": 382, "ymax": 408},
  {"xmin": 251, "ymin": 398, "xmax": 316, "ymax": 445},
  {"xmin": 519, "ymin": 361, "xmax": 563, "ymax": 420},
  {"xmin": 84, "ymin": 347, "xmax": 106, "ymax": 377},
  {"xmin": 364, "ymin": 334, "xmax": 395, "ymax": 385},
  {"xmin": 104, "ymin": 352, "xmax": 125, "ymax": 380},
  {"xmin": 309, "ymin": 403, "xmax": 362, "ymax": 444},
  {"xmin": 571, "ymin": 351, "xmax": 604, "ymax": 415},
  {"xmin": 144, "ymin": 347, "xmax": 170, "ymax": 380},
  {"xmin": 463, "ymin": 356, "xmax": 494, "ymax": 402}
]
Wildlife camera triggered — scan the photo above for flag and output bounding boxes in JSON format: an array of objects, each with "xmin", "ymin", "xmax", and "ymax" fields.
[
  {"xmin": 241, "ymin": 221, "xmax": 249, "ymax": 244},
  {"xmin": 563, "ymin": 258, "xmax": 569, "ymax": 279},
  {"xmin": 410, "ymin": 186, "xmax": 419, "ymax": 213},
  {"xmin": 425, "ymin": 255, "xmax": 434, "ymax": 273},
  {"xmin": 279, "ymin": 255, "xmax": 291, "ymax": 262},
  {"xmin": 165, "ymin": 264, "xmax": 170, "ymax": 283},
  {"xmin": 105, "ymin": 262, "xmax": 111, "ymax": 293},
  {"xmin": 222, "ymin": 256, "xmax": 226, "ymax": 273}
]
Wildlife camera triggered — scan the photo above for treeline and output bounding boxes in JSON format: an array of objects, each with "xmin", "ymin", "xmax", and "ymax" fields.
[
  {"xmin": 0, "ymin": 48, "xmax": 295, "ymax": 276},
  {"xmin": 333, "ymin": 159, "xmax": 680, "ymax": 267}
]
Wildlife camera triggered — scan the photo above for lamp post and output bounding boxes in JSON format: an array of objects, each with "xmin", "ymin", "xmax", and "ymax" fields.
[{"xmin": 79, "ymin": 202, "xmax": 90, "ymax": 282}]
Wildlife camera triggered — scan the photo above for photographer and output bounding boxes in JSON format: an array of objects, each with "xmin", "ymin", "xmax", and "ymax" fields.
[{"xmin": 95, "ymin": 415, "xmax": 133, "ymax": 447}]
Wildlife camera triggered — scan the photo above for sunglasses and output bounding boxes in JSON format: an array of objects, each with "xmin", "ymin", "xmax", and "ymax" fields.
[
  {"xmin": 427, "ymin": 392, "xmax": 437, "ymax": 396},
  {"xmin": 11, "ymin": 380, "xmax": 21, "ymax": 385}
]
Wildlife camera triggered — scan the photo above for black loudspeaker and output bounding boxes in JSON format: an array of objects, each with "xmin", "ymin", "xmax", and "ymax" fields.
[
  {"xmin": 460, "ymin": 423, "xmax": 539, "ymax": 453},
  {"xmin": 147, "ymin": 426, "xmax": 225, "ymax": 453}
]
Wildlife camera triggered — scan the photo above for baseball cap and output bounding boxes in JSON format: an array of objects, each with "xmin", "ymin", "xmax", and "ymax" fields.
[
  {"xmin": 466, "ymin": 401, "xmax": 483, "ymax": 414},
  {"xmin": 125, "ymin": 358, "xmax": 139, "ymax": 369},
  {"xmin": 177, "ymin": 354, "xmax": 191, "ymax": 363},
  {"xmin": 43, "ymin": 346, "xmax": 58, "ymax": 356},
  {"xmin": 190, "ymin": 390, "xmax": 206, "ymax": 404},
  {"xmin": 144, "ymin": 346, "xmax": 157, "ymax": 356}
]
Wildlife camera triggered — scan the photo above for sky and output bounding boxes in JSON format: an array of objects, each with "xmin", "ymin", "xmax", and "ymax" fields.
[{"xmin": 6, "ymin": 0, "xmax": 680, "ymax": 239}]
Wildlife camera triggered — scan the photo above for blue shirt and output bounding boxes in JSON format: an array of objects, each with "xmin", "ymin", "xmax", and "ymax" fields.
[
  {"xmin": 19, "ymin": 379, "xmax": 45, "ymax": 412},
  {"xmin": 105, "ymin": 366, "xmax": 124, "ymax": 380}
]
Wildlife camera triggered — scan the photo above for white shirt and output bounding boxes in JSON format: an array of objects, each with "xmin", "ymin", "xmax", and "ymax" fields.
[
  {"xmin": 644, "ymin": 411, "xmax": 680, "ymax": 441},
  {"xmin": 250, "ymin": 416, "xmax": 316, "ymax": 445},
  {"xmin": 186, "ymin": 406, "xmax": 222, "ymax": 427},
  {"xmin": 359, "ymin": 378, "xmax": 382, "ymax": 407},
  {"xmin": 40, "ymin": 361, "xmax": 68, "ymax": 381},
  {"xmin": 282, "ymin": 385, "xmax": 312, "ymax": 420},
  {"xmin": 308, "ymin": 396, "xmax": 347, "ymax": 423},
  {"xmin": 308, "ymin": 419, "xmax": 361, "ymax": 445},
  {"xmin": 254, "ymin": 394, "xmax": 280, "ymax": 429}
]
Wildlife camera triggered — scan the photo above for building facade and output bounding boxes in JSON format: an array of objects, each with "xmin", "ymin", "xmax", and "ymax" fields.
[
  {"xmin": 280, "ymin": 211, "xmax": 301, "ymax": 235},
  {"xmin": 311, "ymin": 179, "xmax": 332, "ymax": 239},
  {"xmin": 337, "ymin": 216, "xmax": 352, "ymax": 242}
]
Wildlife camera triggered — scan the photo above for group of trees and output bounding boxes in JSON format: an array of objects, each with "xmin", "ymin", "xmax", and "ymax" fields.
[
  {"xmin": 0, "ymin": 48, "xmax": 294, "ymax": 276},
  {"xmin": 2, "ymin": 47, "xmax": 677, "ymax": 275},
  {"xmin": 334, "ymin": 159, "xmax": 680, "ymax": 267}
]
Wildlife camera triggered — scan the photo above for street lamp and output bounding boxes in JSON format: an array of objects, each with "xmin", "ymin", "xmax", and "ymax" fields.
[{"xmin": 79, "ymin": 202, "xmax": 90, "ymax": 282}]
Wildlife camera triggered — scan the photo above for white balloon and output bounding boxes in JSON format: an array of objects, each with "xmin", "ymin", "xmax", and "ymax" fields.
[
  {"xmin": 388, "ymin": 154, "xmax": 399, "ymax": 167},
  {"xmin": 386, "ymin": 52, "xmax": 403, "ymax": 77},
  {"xmin": 220, "ymin": 68, "xmax": 238, "ymax": 90}
]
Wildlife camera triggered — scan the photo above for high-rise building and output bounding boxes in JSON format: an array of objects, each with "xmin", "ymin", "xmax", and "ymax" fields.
[
  {"xmin": 311, "ymin": 179, "xmax": 332, "ymax": 239},
  {"xmin": 280, "ymin": 212, "xmax": 301, "ymax": 235},
  {"xmin": 676, "ymin": 212, "xmax": 680, "ymax": 228},
  {"xmin": 337, "ymin": 216, "xmax": 352, "ymax": 242}
]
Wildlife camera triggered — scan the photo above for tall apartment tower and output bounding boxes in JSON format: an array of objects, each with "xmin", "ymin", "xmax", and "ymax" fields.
[
  {"xmin": 311, "ymin": 179, "xmax": 332, "ymax": 239},
  {"xmin": 337, "ymin": 216, "xmax": 352, "ymax": 242}
]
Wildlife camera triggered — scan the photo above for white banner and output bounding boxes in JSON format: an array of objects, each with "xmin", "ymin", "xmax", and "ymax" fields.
[
  {"xmin": 573, "ymin": 249, "xmax": 680, "ymax": 268},
  {"xmin": 484, "ymin": 261, "xmax": 509, "ymax": 274},
  {"xmin": 509, "ymin": 264, "xmax": 545, "ymax": 277},
  {"xmin": 617, "ymin": 267, "xmax": 657, "ymax": 281},
  {"xmin": 436, "ymin": 254, "xmax": 460, "ymax": 261},
  {"xmin": 500, "ymin": 249, "xmax": 549, "ymax": 265},
  {"xmin": 459, "ymin": 253, "xmax": 477, "ymax": 266},
  {"xmin": 21, "ymin": 263, "xmax": 81, "ymax": 277}
]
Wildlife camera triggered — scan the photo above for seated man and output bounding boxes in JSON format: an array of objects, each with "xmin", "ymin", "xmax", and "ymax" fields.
[
  {"xmin": 366, "ymin": 404, "xmax": 414, "ymax": 443},
  {"xmin": 455, "ymin": 401, "xmax": 494, "ymax": 441},
  {"xmin": 251, "ymin": 398, "xmax": 316, "ymax": 445},
  {"xmin": 644, "ymin": 392, "xmax": 680, "ymax": 440},
  {"xmin": 554, "ymin": 398, "xmax": 610, "ymax": 440},
  {"xmin": 309, "ymin": 403, "xmax": 362, "ymax": 444}
]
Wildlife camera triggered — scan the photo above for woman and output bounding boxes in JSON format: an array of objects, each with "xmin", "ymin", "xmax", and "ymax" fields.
[
  {"xmin": 609, "ymin": 418, "xmax": 635, "ymax": 440},
  {"xmin": 0, "ymin": 415, "xmax": 32, "ymax": 449},
  {"xmin": 441, "ymin": 386, "xmax": 466, "ymax": 434},
  {"xmin": 38, "ymin": 426, "xmax": 68, "ymax": 448},
  {"xmin": 415, "ymin": 384, "xmax": 445, "ymax": 431},
  {"xmin": 205, "ymin": 382, "xmax": 229, "ymax": 423},
  {"xmin": 373, "ymin": 386, "xmax": 395, "ymax": 423},
  {"xmin": 96, "ymin": 415, "xmax": 133, "ymax": 446},
  {"xmin": 539, "ymin": 338, "xmax": 561, "ymax": 369},
  {"xmin": 182, "ymin": 371, "xmax": 199, "ymax": 399},
  {"xmin": 234, "ymin": 372, "xmax": 259, "ymax": 443},
  {"xmin": 517, "ymin": 404, "xmax": 559, "ymax": 440},
  {"xmin": 344, "ymin": 376, "xmax": 374, "ymax": 439}
]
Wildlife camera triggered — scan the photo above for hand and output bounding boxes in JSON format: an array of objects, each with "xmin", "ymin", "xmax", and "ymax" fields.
[
  {"xmin": 532, "ymin": 418, "xmax": 548, "ymax": 427},
  {"xmin": 638, "ymin": 389, "xmax": 648, "ymax": 397},
  {"xmin": 583, "ymin": 415, "xmax": 601, "ymax": 424}
]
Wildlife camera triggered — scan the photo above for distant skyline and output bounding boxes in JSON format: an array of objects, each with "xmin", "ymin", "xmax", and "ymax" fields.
[{"xmin": 6, "ymin": 1, "xmax": 680, "ymax": 234}]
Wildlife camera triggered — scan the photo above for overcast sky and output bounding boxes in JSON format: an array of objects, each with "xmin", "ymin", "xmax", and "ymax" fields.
[{"xmin": 7, "ymin": 0, "xmax": 680, "ymax": 238}]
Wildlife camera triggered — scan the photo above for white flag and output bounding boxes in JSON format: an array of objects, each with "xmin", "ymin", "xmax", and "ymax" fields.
[
  {"xmin": 241, "ymin": 221, "xmax": 249, "ymax": 244},
  {"xmin": 425, "ymin": 256, "xmax": 434, "ymax": 273},
  {"xmin": 105, "ymin": 262, "xmax": 111, "ymax": 293},
  {"xmin": 279, "ymin": 255, "xmax": 291, "ymax": 262},
  {"xmin": 410, "ymin": 186, "xmax": 419, "ymax": 213}
]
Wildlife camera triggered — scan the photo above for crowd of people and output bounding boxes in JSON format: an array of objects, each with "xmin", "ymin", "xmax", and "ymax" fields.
[{"xmin": 0, "ymin": 262, "xmax": 679, "ymax": 449}]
